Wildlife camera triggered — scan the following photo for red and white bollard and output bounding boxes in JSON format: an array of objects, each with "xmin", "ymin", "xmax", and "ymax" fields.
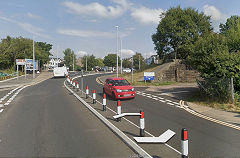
[
  {"xmin": 140, "ymin": 110, "xmax": 145, "ymax": 137},
  {"xmin": 181, "ymin": 128, "xmax": 188, "ymax": 158},
  {"xmin": 67, "ymin": 76, "xmax": 70, "ymax": 83},
  {"xmin": 103, "ymin": 93, "xmax": 107, "ymax": 111},
  {"xmin": 93, "ymin": 90, "xmax": 96, "ymax": 104},
  {"xmin": 116, "ymin": 100, "xmax": 121, "ymax": 122},
  {"xmin": 73, "ymin": 80, "xmax": 76, "ymax": 89},
  {"xmin": 86, "ymin": 86, "xmax": 89, "ymax": 99},
  {"xmin": 76, "ymin": 82, "xmax": 79, "ymax": 91},
  {"xmin": 70, "ymin": 79, "xmax": 73, "ymax": 87}
]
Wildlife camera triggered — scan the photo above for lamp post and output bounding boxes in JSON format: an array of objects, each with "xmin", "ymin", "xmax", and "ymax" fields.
[
  {"xmin": 115, "ymin": 25, "xmax": 119, "ymax": 78},
  {"xmin": 33, "ymin": 37, "xmax": 35, "ymax": 79},
  {"xmin": 120, "ymin": 38, "xmax": 123, "ymax": 74}
]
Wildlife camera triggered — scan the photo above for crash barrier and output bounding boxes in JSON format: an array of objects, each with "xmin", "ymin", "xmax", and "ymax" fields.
[
  {"xmin": 181, "ymin": 128, "xmax": 188, "ymax": 158},
  {"xmin": 103, "ymin": 93, "xmax": 107, "ymax": 111},
  {"xmin": 93, "ymin": 90, "xmax": 96, "ymax": 104},
  {"xmin": 113, "ymin": 110, "xmax": 145, "ymax": 137}
]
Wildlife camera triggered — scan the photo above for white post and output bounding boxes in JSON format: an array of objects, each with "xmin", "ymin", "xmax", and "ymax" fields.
[
  {"xmin": 93, "ymin": 90, "xmax": 96, "ymax": 104},
  {"xmin": 140, "ymin": 110, "xmax": 145, "ymax": 137},
  {"xmin": 25, "ymin": 60, "xmax": 26, "ymax": 79},
  {"xmin": 117, "ymin": 100, "xmax": 121, "ymax": 122},
  {"xmin": 131, "ymin": 56, "xmax": 133, "ymax": 84},
  {"xmin": 86, "ymin": 55, "xmax": 87, "ymax": 72},
  {"xmin": 116, "ymin": 26, "xmax": 119, "ymax": 78},
  {"xmin": 81, "ymin": 70, "xmax": 84, "ymax": 95},
  {"xmin": 33, "ymin": 38, "xmax": 35, "ymax": 79},
  {"xmin": 103, "ymin": 93, "xmax": 107, "ymax": 111},
  {"xmin": 181, "ymin": 128, "xmax": 188, "ymax": 158},
  {"xmin": 139, "ymin": 54, "xmax": 140, "ymax": 70},
  {"xmin": 17, "ymin": 64, "xmax": 19, "ymax": 80},
  {"xmin": 73, "ymin": 53, "xmax": 74, "ymax": 72},
  {"xmin": 86, "ymin": 86, "xmax": 89, "ymax": 99},
  {"xmin": 120, "ymin": 38, "xmax": 123, "ymax": 74},
  {"xmin": 76, "ymin": 82, "xmax": 79, "ymax": 91}
]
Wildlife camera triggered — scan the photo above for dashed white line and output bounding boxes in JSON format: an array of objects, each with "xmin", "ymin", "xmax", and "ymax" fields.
[{"xmin": 167, "ymin": 102, "xmax": 175, "ymax": 106}]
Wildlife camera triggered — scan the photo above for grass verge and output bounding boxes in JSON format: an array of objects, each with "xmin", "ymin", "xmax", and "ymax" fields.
[{"xmin": 188, "ymin": 91, "xmax": 240, "ymax": 113}]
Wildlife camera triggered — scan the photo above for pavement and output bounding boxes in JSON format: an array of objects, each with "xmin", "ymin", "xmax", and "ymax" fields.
[
  {"xmin": 0, "ymin": 74, "xmax": 135, "ymax": 157},
  {"xmin": 81, "ymin": 73, "xmax": 240, "ymax": 158},
  {"xmin": 0, "ymin": 71, "xmax": 53, "ymax": 89},
  {"xmin": 98, "ymin": 75, "xmax": 240, "ymax": 130}
]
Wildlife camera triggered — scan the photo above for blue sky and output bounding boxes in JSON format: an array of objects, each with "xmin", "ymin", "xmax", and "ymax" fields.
[{"xmin": 0, "ymin": 0, "xmax": 239, "ymax": 59}]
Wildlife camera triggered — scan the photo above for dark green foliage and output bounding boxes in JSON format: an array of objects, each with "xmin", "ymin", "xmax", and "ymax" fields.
[
  {"xmin": 152, "ymin": 6, "xmax": 212, "ymax": 60},
  {"xmin": 103, "ymin": 54, "xmax": 120, "ymax": 67}
]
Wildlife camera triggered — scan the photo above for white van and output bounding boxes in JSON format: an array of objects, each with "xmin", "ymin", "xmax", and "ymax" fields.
[{"xmin": 53, "ymin": 66, "xmax": 68, "ymax": 77}]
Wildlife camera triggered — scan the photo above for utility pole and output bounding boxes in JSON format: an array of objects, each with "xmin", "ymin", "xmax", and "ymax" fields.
[
  {"xmin": 115, "ymin": 25, "xmax": 119, "ymax": 78},
  {"xmin": 131, "ymin": 56, "xmax": 133, "ymax": 84},
  {"xmin": 139, "ymin": 54, "xmax": 140, "ymax": 70},
  {"xmin": 72, "ymin": 52, "xmax": 74, "ymax": 71},
  {"xmin": 85, "ymin": 54, "xmax": 87, "ymax": 72},
  {"xmin": 33, "ymin": 37, "xmax": 35, "ymax": 79},
  {"xmin": 120, "ymin": 38, "xmax": 123, "ymax": 74},
  {"xmin": 231, "ymin": 77, "xmax": 234, "ymax": 103}
]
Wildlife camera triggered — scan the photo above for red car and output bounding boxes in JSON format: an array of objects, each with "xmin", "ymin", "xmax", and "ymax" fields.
[{"xmin": 103, "ymin": 77, "xmax": 135, "ymax": 100}]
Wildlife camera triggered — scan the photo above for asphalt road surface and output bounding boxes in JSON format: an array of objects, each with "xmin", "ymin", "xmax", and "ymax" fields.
[
  {"xmin": 0, "ymin": 76, "xmax": 135, "ymax": 157},
  {"xmin": 75, "ymin": 72, "xmax": 240, "ymax": 158}
]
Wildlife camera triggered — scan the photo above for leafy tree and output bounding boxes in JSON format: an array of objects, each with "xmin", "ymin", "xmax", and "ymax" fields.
[
  {"xmin": 82, "ymin": 55, "xmax": 98, "ymax": 71},
  {"xmin": 152, "ymin": 6, "xmax": 212, "ymax": 60},
  {"xmin": 122, "ymin": 58, "xmax": 131, "ymax": 68},
  {"xmin": 96, "ymin": 58, "xmax": 104, "ymax": 67},
  {"xmin": 133, "ymin": 53, "xmax": 146, "ymax": 70},
  {"xmin": 0, "ymin": 36, "xmax": 52, "ymax": 70},
  {"xmin": 103, "ymin": 54, "xmax": 120, "ymax": 67},
  {"xmin": 63, "ymin": 48, "xmax": 76, "ymax": 71},
  {"xmin": 220, "ymin": 16, "xmax": 240, "ymax": 53}
]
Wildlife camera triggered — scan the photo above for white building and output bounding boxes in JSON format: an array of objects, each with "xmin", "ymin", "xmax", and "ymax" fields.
[
  {"xmin": 48, "ymin": 57, "xmax": 63, "ymax": 69},
  {"xmin": 145, "ymin": 55, "xmax": 159, "ymax": 65}
]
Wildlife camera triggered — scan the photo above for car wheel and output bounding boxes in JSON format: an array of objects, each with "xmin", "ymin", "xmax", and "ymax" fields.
[{"xmin": 112, "ymin": 92, "xmax": 117, "ymax": 100}]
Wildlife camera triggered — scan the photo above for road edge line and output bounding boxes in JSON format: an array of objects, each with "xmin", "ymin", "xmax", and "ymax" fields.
[{"xmin": 64, "ymin": 80, "xmax": 153, "ymax": 158}]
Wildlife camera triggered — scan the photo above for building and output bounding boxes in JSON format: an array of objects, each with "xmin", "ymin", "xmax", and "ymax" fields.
[
  {"xmin": 47, "ymin": 57, "xmax": 63, "ymax": 69},
  {"xmin": 145, "ymin": 55, "xmax": 159, "ymax": 65}
]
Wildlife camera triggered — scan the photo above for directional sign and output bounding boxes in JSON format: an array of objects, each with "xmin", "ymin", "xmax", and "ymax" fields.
[
  {"xmin": 16, "ymin": 59, "xmax": 26, "ymax": 65},
  {"xmin": 134, "ymin": 129, "xmax": 175, "ymax": 143},
  {"xmin": 144, "ymin": 72, "xmax": 155, "ymax": 81}
]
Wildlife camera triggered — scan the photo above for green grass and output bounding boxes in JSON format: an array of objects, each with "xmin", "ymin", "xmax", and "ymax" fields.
[{"xmin": 188, "ymin": 91, "xmax": 240, "ymax": 112}]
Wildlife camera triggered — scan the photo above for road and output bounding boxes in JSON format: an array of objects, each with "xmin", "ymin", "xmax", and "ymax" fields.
[
  {"xmin": 0, "ymin": 76, "xmax": 135, "ymax": 157},
  {"xmin": 75, "ymin": 73, "xmax": 240, "ymax": 158}
]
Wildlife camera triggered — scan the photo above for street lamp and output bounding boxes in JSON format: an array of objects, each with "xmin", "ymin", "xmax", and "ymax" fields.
[
  {"xmin": 120, "ymin": 38, "xmax": 123, "ymax": 74},
  {"xmin": 33, "ymin": 37, "xmax": 35, "ymax": 79},
  {"xmin": 115, "ymin": 25, "xmax": 119, "ymax": 78}
]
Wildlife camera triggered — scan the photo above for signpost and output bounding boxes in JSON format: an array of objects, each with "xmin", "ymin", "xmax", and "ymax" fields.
[
  {"xmin": 16, "ymin": 59, "xmax": 26, "ymax": 80},
  {"xmin": 144, "ymin": 72, "xmax": 155, "ymax": 82}
]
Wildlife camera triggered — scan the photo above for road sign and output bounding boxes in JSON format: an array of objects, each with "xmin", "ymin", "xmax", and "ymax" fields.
[
  {"xmin": 26, "ymin": 59, "xmax": 38, "ymax": 70},
  {"xmin": 134, "ymin": 129, "xmax": 175, "ymax": 143},
  {"xmin": 16, "ymin": 59, "xmax": 26, "ymax": 65},
  {"xmin": 144, "ymin": 72, "xmax": 155, "ymax": 81}
]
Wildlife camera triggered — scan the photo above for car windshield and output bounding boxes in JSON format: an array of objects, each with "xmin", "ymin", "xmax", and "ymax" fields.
[{"xmin": 112, "ymin": 80, "xmax": 130, "ymax": 86}]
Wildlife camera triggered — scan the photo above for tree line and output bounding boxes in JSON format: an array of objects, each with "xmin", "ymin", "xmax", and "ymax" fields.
[
  {"xmin": 152, "ymin": 6, "xmax": 240, "ymax": 101},
  {"xmin": 0, "ymin": 36, "xmax": 52, "ymax": 70}
]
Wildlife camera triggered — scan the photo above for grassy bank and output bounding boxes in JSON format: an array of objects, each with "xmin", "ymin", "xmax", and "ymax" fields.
[{"xmin": 188, "ymin": 92, "xmax": 240, "ymax": 112}]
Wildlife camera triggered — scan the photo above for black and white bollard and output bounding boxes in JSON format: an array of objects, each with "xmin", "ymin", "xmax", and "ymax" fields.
[
  {"xmin": 93, "ymin": 90, "xmax": 96, "ymax": 104},
  {"xmin": 76, "ymin": 82, "xmax": 79, "ymax": 91},
  {"xmin": 116, "ymin": 100, "xmax": 121, "ymax": 122},
  {"xmin": 103, "ymin": 93, "xmax": 107, "ymax": 111},
  {"xmin": 73, "ymin": 80, "xmax": 75, "ymax": 89},
  {"xmin": 139, "ymin": 110, "xmax": 145, "ymax": 137},
  {"xmin": 86, "ymin": 86, "xmax": 89, "ymax": 99},
  {"xmin": 181, "ymin": 128, "xmax": 188, "ymax": 158}
]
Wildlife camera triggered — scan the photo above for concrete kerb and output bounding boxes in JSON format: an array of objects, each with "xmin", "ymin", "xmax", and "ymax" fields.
[{"xmin": 64, "ymin": 79, "xmax": 152, "ymax": 158}]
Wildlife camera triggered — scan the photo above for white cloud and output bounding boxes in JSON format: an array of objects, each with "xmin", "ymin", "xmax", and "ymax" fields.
[
  {"xmin": 203, "ymin": 5, "xmax": 227, "ymax": 22},
  {"xmin": 76, "ymin": 51, "xmax": 87, "ymax": 57},
  {"xmin": 131, "ymin": 6, "xmax": 164, "ymax": 24},
  {"xmin": 27, "ymin": 12, "xmax": 42, "ymax": 20},
  {"xmin": 63, "ymin": 0, "xmax": 130, "ymax": 18},
  {"xmin": 120, "ymin": 49, "xmax": 135, "ymax": 56},
  {"xmin": 0, "ymin": 16, "xmax": 49, "ymax": 38},
  {"xmin": 57, "ymin": 28, "xmax": 115, "ymax": 38}
]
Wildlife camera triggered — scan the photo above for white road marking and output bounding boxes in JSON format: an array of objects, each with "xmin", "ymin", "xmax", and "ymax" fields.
[
  {"xmin": 0, "ymin": 109, "xmax": 3, "ymax": 113},
  {"xmin": 151, "ymin": 95, "xmax": 157, "ymax": 97},
  {"xmin": 159, "ymin": 100, "xmax": 166, "ymax": 103},
  {"xmin": 146, "ymin": 96, "xmax": 152, "ymax": 98},
  {"xmin": 153, "ymin": 98, "xmax": 159, "ymax": 100},
  {"xmin": 167, "ymin": 102, "xmax": 175, "ymax": 106}
]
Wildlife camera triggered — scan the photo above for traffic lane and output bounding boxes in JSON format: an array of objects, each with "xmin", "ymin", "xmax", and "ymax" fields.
[
  {"xmin": 79, "ymin": 74, "xmax": 240, "ymax": 158},
  {"xmin": 0, "ymin": 77, "xmax": 135, "ymax": 157},
  {"xmin": 0, "ymin": 88, "xmax": 14, "ymax": 99}
]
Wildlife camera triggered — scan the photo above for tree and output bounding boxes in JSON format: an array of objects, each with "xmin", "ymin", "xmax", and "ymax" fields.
[
  {"xmin": 152, "ymin": 6, "xmax": 212, "ymax": 60},
  {"xmin": 63, "ymin": 48, "xmax": 76, "ymax": 70},
  {"xmin": 96, "ymin": 58, "xmax": 104, "ymax": 67},
  {"xmin": 103, "ymin": 54, "xmax": 120, "ymax": 67},
  {"xmin": 220, "ymin": 16, "xmax": 240, "ymax": 53},
  {"xmin": 133, "ymin": 53, "xmax": 146, "ymax": 70},
  {"xmin": 122, "ymin": 58, "xmax": 131, "ymax": 68},
  {"xmin": 82, "ymin": 54, "xmax": 98, "ymax": 71}
]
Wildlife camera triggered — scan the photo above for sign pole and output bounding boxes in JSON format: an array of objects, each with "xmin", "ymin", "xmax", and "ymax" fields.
[
  {"xmin": 25, "ymin": 59, "xmax": 27, "ymax": 79},
  {"xmin": 33, "ymin": 38, "xmax": 35, "ymax": 79},
  {"xmin": 17, "ymin": 64, "xmax": 19, "ymax": 80}
]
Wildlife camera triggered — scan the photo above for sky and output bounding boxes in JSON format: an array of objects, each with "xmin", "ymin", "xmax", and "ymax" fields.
[{"xmin": 0, "ymin": 0, "xmax": 240, "ymax": 59}]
